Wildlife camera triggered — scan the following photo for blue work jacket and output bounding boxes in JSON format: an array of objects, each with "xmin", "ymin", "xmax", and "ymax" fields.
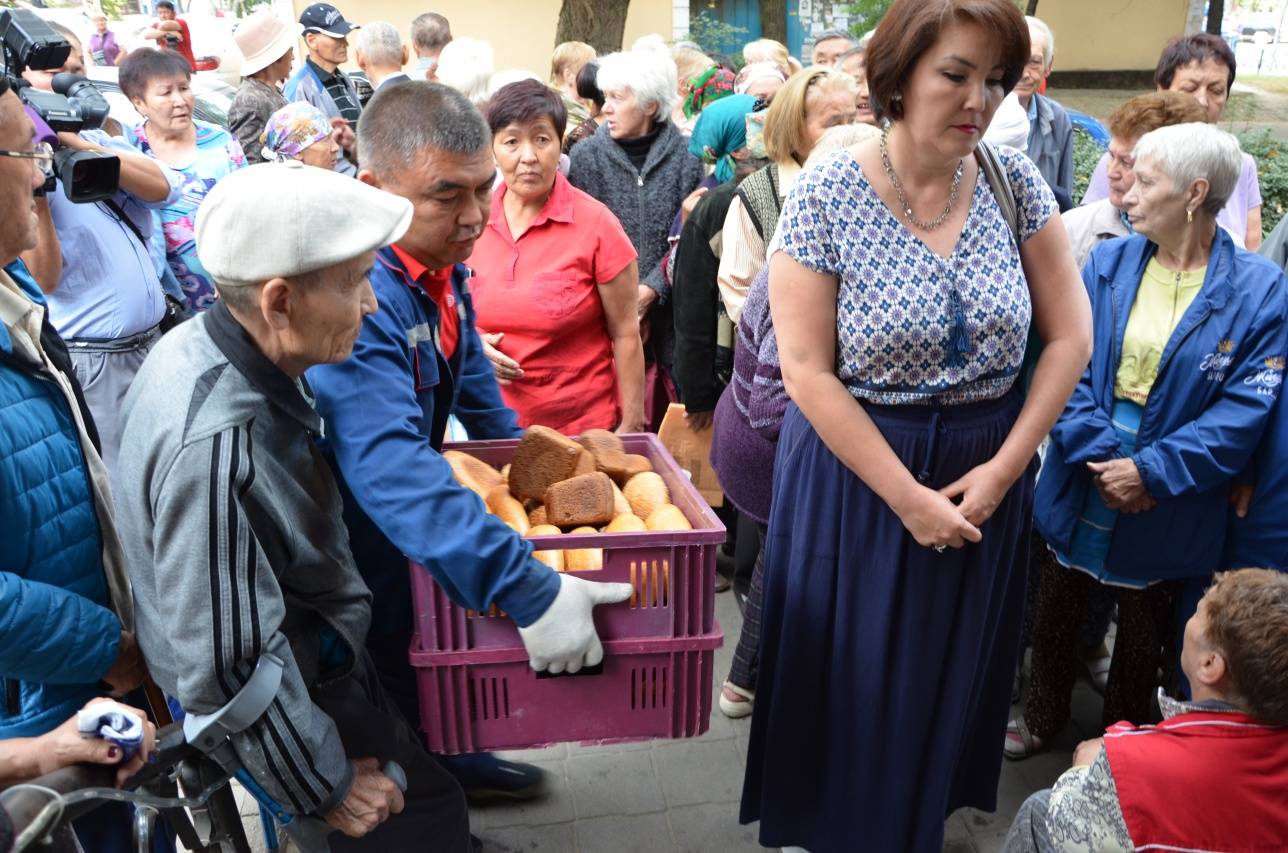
[
  {"xmin": 1036, "ymin": 230, "xmax": 1287, "ymax": 582},
  {"xmin": 0, "ymin": 261, "xmax": 120, "ymax": 738},
  {"xmin": 308, "ymin": 249, "xmax": 560, "ymax": 640}
]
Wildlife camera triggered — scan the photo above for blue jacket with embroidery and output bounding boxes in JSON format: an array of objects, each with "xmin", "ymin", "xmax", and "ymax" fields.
[
  {"xmin": 0, "ymin": 260, "xmax": 121, "ymax": 738},
  {"xmin": 1035, "ymin": 230, "xmax": 1287, "ymax": 582},
  {"xmin": 307, "ymin": 249, "xmax": 560, "ymax": 640}
]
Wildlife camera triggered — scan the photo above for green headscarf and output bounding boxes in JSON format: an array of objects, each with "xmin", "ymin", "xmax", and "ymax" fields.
[{"xmin": 687, "ymin": 93, "xmax": 756, "ymax": 183}]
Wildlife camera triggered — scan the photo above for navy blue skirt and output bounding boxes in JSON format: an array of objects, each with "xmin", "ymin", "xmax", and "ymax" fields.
[{"xmin": 740, "ymin": 395, "xmax": 1034, "ymax": 853}]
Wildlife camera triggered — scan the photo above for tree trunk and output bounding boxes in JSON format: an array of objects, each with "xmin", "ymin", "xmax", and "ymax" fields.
[
  {"xmin": 759, "ymin": 0, "xmax": 787, "ymax": 44},
  {"xmin": 1207, "ymin": 0, "xmax": 1225, "ymax": 34},
  {"xmin": 556, "ymin": 0, "xmax": 634, "ymax": 56},
  {"xmin": 1025, "ymin": 0, "xmax": 1040, "ymax": 14}
]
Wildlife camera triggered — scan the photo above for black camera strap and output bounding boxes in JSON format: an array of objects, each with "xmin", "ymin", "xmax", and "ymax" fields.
[{"xmin": 101, "ymin": 196, "xmax": 148, "ymax": 248}]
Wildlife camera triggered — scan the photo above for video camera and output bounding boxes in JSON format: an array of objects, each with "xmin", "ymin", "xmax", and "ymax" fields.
[{"xmin": 1, "ymin": 8, "xmax": 119, "ymax": 203}]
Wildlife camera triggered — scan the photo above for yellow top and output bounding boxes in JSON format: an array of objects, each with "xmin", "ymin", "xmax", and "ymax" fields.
[{"xmin": 1114, "ymin": 257, "xmax": 1206, "ymax": 405}]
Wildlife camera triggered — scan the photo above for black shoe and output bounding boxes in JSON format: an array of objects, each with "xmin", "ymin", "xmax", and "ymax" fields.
[
  {"xmin": 470, "ymin": 834, "xmax": 483, "ymax": 852},
  {"xmin": 438, "ymin": 752, "xmax": 547, "ymax": 804}
]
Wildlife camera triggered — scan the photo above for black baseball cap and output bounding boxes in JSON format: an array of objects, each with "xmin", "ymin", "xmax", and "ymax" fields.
[{"xmin": 299, "ymin": 4, "xmax": 359, "ymax": 38}]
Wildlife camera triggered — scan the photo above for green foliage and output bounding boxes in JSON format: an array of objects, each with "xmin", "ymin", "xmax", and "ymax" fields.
[
  {"xmin": 1238, "ymin": 129, "xmax": 1288, "ymax": 238},
  {"xmin": 846, "ymin": 0, "xmax": 892, "ymax": 37},
  {"xmin": 99, "ymin": 0, "xmax": 126, "ymax": 20},
  {"xmin": 684, "ymin": 10, "xmax": 749, "ymax": 62},
  {"xmin": 1073, "ymin": 126, "xmax": 1104, "ymax": 207}
]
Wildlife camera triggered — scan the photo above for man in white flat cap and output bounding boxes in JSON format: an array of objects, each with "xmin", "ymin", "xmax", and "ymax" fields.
[{"xmin": 114, "ymin": 161, "xmax": 473, "ymax": 850}]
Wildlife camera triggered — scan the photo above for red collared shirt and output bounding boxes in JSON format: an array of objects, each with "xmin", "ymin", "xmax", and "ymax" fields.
[
  {"xmin": 468, "ymin": 171, "xmax": 636, "ymax": 433},
  {"xmin": 392, "ymin": 245, "xmax": 459, "ymax": 360}
]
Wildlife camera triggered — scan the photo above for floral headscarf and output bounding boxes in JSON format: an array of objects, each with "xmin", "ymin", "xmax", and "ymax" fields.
[
  {"xmin": 259, "ymin": 102, "xmax": 331, "ymax": 164},
  {"xmin": 687, "ymin": 93, "xmax": 756, "ymax": 183},
  {"xmin": 682, "ymin": 64, "xmax": 735, "ymax": 119}
]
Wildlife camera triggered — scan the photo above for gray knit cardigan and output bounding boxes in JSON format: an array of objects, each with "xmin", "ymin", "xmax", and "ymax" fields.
[{"xmin": 567, "ymin": 121, "xmax": 705, "ymax": 299}]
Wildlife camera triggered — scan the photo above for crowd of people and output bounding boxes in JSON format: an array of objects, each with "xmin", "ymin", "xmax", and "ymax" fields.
[{"xmin": 1, "ymin": 0, "xmax": 1287, "ymax": 850}]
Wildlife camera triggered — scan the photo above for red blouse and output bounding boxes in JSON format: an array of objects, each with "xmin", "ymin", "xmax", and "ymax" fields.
[{"xmin": 468, "ymin": 172, "xmax": 636, "ymax": 433}]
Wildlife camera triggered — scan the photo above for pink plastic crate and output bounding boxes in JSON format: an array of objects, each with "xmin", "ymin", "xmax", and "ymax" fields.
[
  {"xmin": 411, "ymin": 433, "xmax": 726, "ymax": 652},
  {"xmin": 410, "ymin": 630, "xmax": 722, "ymax": 754}
]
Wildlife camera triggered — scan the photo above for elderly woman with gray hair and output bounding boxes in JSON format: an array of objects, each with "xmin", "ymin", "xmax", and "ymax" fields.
[
  {"xmin": 1006, "ymin": 122, "xmax": 1288, "ymax": 759},
  {"xmin": 568, "ymin": 48, "xmax": 705, "ymax": 425}
]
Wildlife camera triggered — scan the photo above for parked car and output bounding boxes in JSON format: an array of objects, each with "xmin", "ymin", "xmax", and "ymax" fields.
[
  {"xmin": 84, "ymin": 65, "xmax": 235, "ymax": 130},
  {"xmin": 1066, "ymin": 107, "xmax": 1109, "ymax": 146}
]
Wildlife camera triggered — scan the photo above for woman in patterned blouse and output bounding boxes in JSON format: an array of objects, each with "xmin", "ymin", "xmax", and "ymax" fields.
[
  {"xmin": 121, "ymin": 48, "xmax": 246, "ymax": 312},
  {"xmin": 738, "ymin": 1, "xmax": 1092, "ymax": 851}
]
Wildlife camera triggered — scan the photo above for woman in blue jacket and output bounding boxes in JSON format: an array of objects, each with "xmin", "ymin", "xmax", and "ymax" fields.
[{"xmin": 1007, "ymin": 123, "xmax": 1288, "ymax": 758}]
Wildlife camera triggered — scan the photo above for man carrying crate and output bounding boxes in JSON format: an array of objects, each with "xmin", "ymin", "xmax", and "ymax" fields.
[
  {"xmin": 306, "ymin": 81, "xmax": 632, "ymax": 804},
  {"xmin": 115, "ymin": 162, "xmax": 453, "ymax": 849}
]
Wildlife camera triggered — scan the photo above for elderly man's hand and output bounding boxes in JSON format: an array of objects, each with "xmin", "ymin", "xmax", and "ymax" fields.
[
  {"xmin": 102, "ymin": 630, "xmax": 148, "ymax": 697},
  {"xmin": 1087, "ymin": 458, "xmax": 1151, "ymax": 510},
  {"xmin": 480, "ymin": 332, "xmax": 523, "ymax": 385},
  {"xmin": 324, "ymin": 758, "xmax": 405, "ymax": 838},
  {"xmin": 330, "ymin": 118, "xmax": 356, "ymax": 158}
]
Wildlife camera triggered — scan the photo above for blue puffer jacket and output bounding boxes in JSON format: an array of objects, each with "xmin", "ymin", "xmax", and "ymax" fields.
[
  {"xmin": 1036, "ymin": 230, "xmax": 1288, "ymax": 583},
  {"xmin": 0, "ymin": 260, "xmax": 121, "ymax": 738}
]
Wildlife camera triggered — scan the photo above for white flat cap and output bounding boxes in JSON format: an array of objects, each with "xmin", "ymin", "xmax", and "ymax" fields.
[{"xmin": 196, "ymin": 161, "xmax": 413, "ymax": 284}]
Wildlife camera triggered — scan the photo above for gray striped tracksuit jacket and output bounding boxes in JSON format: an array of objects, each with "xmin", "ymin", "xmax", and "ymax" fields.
[{"xmin": 115, "ymin": 302, "xmax": 372, "ymax": 816}]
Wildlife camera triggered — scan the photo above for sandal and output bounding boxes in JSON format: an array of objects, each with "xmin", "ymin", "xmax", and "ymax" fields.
[
  {"xmin": 719, "ymin": 680, "xmax": 754, "ymax": 718},
  {"xmin": 1003, "ymin": 716, "xmax": 1045, "ymax": 761}
]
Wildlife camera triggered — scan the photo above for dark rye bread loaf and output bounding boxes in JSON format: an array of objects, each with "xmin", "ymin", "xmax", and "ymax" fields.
[
  {"xmin": 544, "ymin": 472, "xmax": 616, "ymax": 527},
  {"xmin": 577, "ymin": 429, "xmax": 653, "ymax": 483},
  {"xmin": 509, "ymin": 425, "xmax": 586, "ymax": 501}
]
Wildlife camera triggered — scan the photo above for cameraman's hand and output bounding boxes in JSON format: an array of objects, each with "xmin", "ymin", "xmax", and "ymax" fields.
[
  {"xmin": 323, "ymin": 758, "xmax": 404, "ymax": 838},
  {"xmin": 56, "ymin": 131, "xmax": 93, "ymax": 151}
]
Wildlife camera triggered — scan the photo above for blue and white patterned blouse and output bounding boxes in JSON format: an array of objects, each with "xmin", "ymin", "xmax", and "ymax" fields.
[{"xmin": 777, "ymin": 146, "xmax": 1056, "ymax": 406}]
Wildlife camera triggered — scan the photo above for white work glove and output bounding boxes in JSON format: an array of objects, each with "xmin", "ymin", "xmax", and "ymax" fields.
[{"xmin": 517, "ymin": 574, "xmax": 632, "ymax": 674}]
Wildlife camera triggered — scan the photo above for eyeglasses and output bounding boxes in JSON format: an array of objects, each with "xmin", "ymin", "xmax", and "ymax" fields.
[{"xmin": 0, "ymin": 142, "xmax": 55, "ymax": 179}]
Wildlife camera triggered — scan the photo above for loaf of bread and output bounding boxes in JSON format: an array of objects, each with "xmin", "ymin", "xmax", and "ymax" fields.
[
  {"xmin": 623, "ymin": 471, "xmax": 670, "ymax": 520},
  {"xmin": 544, "ymin": 472, "xmax": 615, "ymax": 527},
  {"xmin": 527, "ymin": 504, "xmax": 548, "ymax": 527},
  {"xmin": 610, "ymin": 479, "xmax": 631, "ymax": 517},
  {"xmin": 577, "ymin": 429, "xmax": 655, "ymax": 483},
  {"xmin": 444, "ymin": 450, "xmax": 504, "ymax": 500},
  {"xmin": 604, "ymin": 514, "xmax": 647, "ymax": 533},
  {"xmin": 646, "ymin": 504, "xmax": 692, "ymax": 531},
  {"xmin": 485, "ymin": 484, "xmax": 529, "ymax": 535},
  {"xmin": 573, "ymin": 449, "xmax": 597, "ymax": 477},
  {"xmin": 509, "ymin": 425, "xmax": 586, "ymax": 500},
  {"xmin": 526, "ymin": 524, "xmax": 564, "ymax": 571},
  {"xmin": 564, "ymin": 526, "xmax": 603, "ymax": 571}
]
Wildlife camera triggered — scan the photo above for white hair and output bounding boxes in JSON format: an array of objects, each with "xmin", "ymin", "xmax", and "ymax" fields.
[
  {"xmin": 1025, "ymin": 16, "xmax": 1055, "ymax": 70},
  {"xmin": 631, "ymin": 33, "xmax": 671, "ymax": 62},
  {"xmin": 803, "ymin": 123, "xmax": 879, "ymax": 170},
  {"xmin": 596, "ymin": 49, "xmax": 678, "ymax": 124},
  {"xmin": 356, "ymin": 22, "xmax": 404, "ymax": 70},
  {"xmin": 735, "ymin": 62, "xmax": 787, "ymax": 95},
  {"xmin": 436, "ymin": 37, "xmax": 495, "ymax": 105},
  {"xmin": 487, "ymin": 68, "xmax": 539, "ymax": 99},
  {"xmin": 1133, "ymin": 122, "xmax": 1243, "ymax": 215}
]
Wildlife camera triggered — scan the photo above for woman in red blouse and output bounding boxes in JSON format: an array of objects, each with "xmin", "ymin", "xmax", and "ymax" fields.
[{"xmin": 471, "ymin": 79, "xmax": 647, "ymax": 433}]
